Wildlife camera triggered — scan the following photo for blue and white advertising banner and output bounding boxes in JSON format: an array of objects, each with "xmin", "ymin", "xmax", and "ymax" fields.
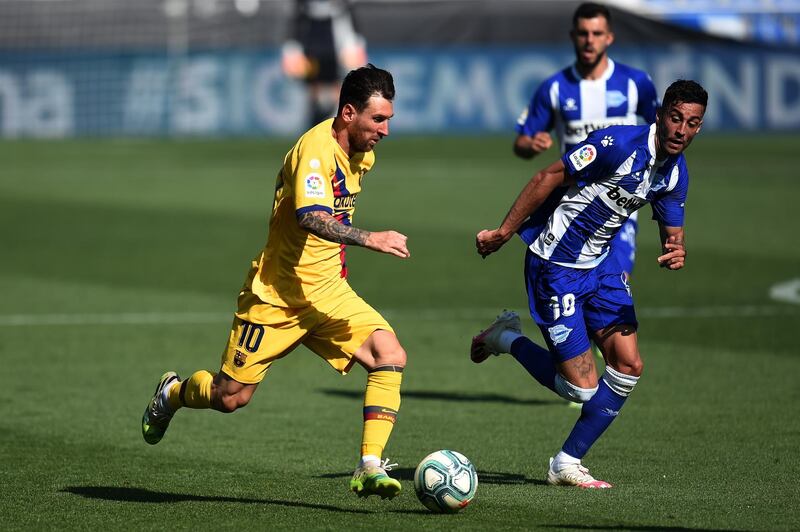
[{"xmin": 0, "ymin": 45, "xmax": 798, "ymax": 137}]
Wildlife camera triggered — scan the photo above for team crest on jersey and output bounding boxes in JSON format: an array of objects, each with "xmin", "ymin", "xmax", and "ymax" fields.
[
  {"xmin": 548, "ymin": 324, "xmax": 573, "ymax": 345},
  {"xmin": 304, "ymin": 173, "xmax": 325, "ymax": 198},
  {"xmin": 606, "ymin": 90, "xmax": 627, "ymax": 108},
  {"xmin": 569, "ymin": 145, "xmax": 596, "ymax": 170},
  {"xmin": 563, "ymin": 98, "xmax": 578, "ymax": 111}
]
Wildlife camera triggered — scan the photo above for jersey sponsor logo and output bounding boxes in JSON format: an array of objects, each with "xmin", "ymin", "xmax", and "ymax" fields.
[
  {"xmin": 565, "ymin": 118, "xmax": 629, "ymax": 138},
  {"xmin": 547, "ymin": 324, "xmax": 573, "ymax": 345},
  {"xmin": 334, "ymin": 194, "xmax": 357, "ymax": 209},
  {"xmin": 304, "ymin": 173, "xmax": 325, "ymax": 198},
  {"xmin": 606, "ymin": 90, "xmax": 628, "ymax": 108},
  {"xmin": 569, "ymin": 145, "xmax": 596, "ymax": 170},
  {"xmin": 601, "ymin": 135, "xmax": 614, "ymax": 147},
  {"xmin": 309, "ymin": 158, "xmax": 321, "ymax": 169},
  {"xmin": 563, "ymin": 97, "xmax": 578, "ymax": 111},
  {"xmin": 604, "ymin": 185, "xmax": 646, "ymax": 212}
]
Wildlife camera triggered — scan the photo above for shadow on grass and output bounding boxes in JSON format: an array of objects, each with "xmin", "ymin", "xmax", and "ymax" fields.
[
  {"xmin": 320, "ymin": 389, "xmax": 558, "ymax": 406},
  {"xmin": 318, "ymin": 468, "xmax": 547, "ymax": 486},
  {"xmin": 543, "ymin": 526, "xmax": 746, "ymax": 532},
  {"xmin": 61, "ymin": 486, "xmax": 370, "ymax": 514}
]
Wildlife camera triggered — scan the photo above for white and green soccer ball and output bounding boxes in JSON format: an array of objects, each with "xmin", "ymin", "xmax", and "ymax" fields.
[{"xmin": 414, "ymin": 450, "xmax": 478, "ymax": 513}]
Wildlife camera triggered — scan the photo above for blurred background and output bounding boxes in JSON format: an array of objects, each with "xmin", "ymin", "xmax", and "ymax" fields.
[
  {"xmin": 3, "ymin": 3, "xmax": 800, "ymax": 528},
  {"xmin": 1, "ymin": 0, "xmax": 798, "ymax": 138}
]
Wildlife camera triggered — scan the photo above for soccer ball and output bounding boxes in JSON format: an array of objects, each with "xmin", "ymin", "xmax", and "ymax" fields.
[{"xmin": 414, "ymin": 450, "xmax": 478, "ymax": 513}]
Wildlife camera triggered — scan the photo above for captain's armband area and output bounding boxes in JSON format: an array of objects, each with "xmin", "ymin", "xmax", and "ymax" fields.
[{"xmin": 297, "ymin": 210, "xmax": 370, "ymax": 246}]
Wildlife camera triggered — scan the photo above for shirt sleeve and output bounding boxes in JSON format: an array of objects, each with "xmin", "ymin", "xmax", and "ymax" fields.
[
  {"xmin": 651, "ymin": 161, "xmax": 689, "ymax": 227},
  {"xmin": 561, "ymin": 129, "xmax": 624, "ymax": 186},
  {"xmin": 515, "ymin": 81, "xmax": 554, "ymax": 136},
  {"xmin": 635, "ymin": 73, "xmax": 659, "ymax": 123},
  {"xmin": 292, "ymin": 140, "xmax": 335, "ymax": 217}
]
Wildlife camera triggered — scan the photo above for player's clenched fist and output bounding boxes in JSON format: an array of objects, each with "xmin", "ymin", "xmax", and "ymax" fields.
[
  {"xmin": 366, "ymin": 230, "xmax": 410, "ymax": 258},
  {"xmin": 476, "ymin": 228, "xmax": 510, "ymax": 258}
]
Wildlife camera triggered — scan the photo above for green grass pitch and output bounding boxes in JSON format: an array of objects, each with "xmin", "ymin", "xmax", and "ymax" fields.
[{"xmin": 1, "ymin": 134, "xmax": 798, "ymax": 530}]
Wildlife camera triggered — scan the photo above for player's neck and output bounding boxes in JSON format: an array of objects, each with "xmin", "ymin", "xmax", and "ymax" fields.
[
  {"xmin": 331, "ymin": 117, "xmax": 354, "ymax": 158},
  {"xmin": 576, "ymin": 56, "xmax": 610, "ymax": 81}
]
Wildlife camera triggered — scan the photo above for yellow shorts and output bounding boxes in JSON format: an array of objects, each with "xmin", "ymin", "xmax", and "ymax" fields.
[{"xmin": 220, "ymin": 282, "xmax": 393, "ymax": 384}]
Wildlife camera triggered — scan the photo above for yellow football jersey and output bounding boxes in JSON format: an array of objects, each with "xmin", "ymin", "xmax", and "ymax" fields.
[{"xmin": 248, "ymin": 118, "xmax": 375, "ymax": 307}]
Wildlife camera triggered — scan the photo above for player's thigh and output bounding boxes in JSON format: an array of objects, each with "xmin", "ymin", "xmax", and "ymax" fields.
[
  {"xmin": 303, "ymin": 284, "xmax": 395, "ymax": 375},
  {"xmin": 525, "ymin": 251, "xmax": 592, "ymax": 363},
  {"xmin": 220, "ymin": 294, "xmax": 315, "ymax": 385}
]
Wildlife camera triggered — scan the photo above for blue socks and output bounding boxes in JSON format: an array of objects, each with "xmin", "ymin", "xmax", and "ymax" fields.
[
  {"xmin": 561, "ymin": 378, "xmax": 628, "ymax": 459},
  {"xmin": 509, "ymin": 337, "xmax": 557, "ymax": 391}
]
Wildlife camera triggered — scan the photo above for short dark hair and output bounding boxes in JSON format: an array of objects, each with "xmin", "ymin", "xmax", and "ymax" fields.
[
  {"xmin": 662, "ymin": 80, "xmax": 708, "ymax": 111},
  {"xmin": 337, "ymin": 64, "xmax": 395, "ymax": 114},
  {"xmin": 573, "ymin": 2, "xmax": 612, "ymax": 27}
]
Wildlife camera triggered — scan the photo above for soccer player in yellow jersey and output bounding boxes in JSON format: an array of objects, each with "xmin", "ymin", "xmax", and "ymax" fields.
[{"xmin": 142, "ymin": 64, "xmax": 408, "ymax": 500}]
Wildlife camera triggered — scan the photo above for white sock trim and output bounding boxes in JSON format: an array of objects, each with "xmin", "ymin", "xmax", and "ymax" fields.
[
  {"xmin": 554, "ymin": 374, "xmax": 598, "ymax": 403},
  {"xmin": 553, "ymin": 450, "xmax": 580, "ymax": 470},
  {"xmin": 360, "ymin": 455, "xmax": 381, "ymax": 468},
  {"xmin": 603, "ymin": 366, "xmax": 639, "ymax": 397},
  {"xmin": 497, "ymin": 330, "xmax": 523, "ymax": 353}
]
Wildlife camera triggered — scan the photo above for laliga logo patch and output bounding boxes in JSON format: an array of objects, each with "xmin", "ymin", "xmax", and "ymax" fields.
[
  {"xmin": 547, "ymin": 324, "xmax": 573, "ymax": 345},
  {"xmin": 304, "ymin": 173, "xmax": 325, "ymax": 198},
  {"xmin": 569, "ymin": 144, "xmax": 596, "ymax": 170}
]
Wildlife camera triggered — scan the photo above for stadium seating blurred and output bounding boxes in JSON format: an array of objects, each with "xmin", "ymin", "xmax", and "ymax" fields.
[{"xmin": 0, "ymin": 0, "xmax": 797, "ymax": 137}]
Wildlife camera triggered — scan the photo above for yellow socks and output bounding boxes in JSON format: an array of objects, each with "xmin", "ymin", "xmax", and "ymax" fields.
[
  {"xmin": 361, "ymin": 365, "xmax": 403, "ymax": 458},
  {"xmin": 167, "ymin": 370, "xmax": 214, "ymax": 411}
]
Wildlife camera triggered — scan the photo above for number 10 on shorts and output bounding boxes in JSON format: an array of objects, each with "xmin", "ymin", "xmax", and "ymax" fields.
[{"xmin": 550, "ymin": 293, "xmax": 576, "ymax": 320}]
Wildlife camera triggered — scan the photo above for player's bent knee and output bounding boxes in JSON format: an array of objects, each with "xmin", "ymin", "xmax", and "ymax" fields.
[
  {"xmin": 373, "ymin": 344, "xmax": 407, "ymax": 368},
  {"xmin": 611, "ymin": 357, "xmax": 643, "ymax": 378},
  {"xmin": 554, "ymin": 374, "xmax": 598, "ymax": 403},
  {"xmin": 214, "ymin": 392, "xmax": 251, "ymax": 413}
]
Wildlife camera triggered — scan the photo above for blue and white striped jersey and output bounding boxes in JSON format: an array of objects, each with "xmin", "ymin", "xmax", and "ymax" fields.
[
  {"xmin": 516, "ymin": 59, "xmax": 658, "ymax": 153},
  {"xmin": 519, "ymin": 124, "xmax": 689, "ymax": 269}
]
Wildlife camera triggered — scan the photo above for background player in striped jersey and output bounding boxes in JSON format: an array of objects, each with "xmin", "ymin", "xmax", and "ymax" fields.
[
  {"xmin": 514, "ymin": 2, "xmax": 658, "ymax": 280},
  {"xmin": 474, "ymin": 80, "xmax": 707, "ymax": 488},
  {"xmin": 142, "ymin": 64, "xmax": 408, "ymax": 500}
]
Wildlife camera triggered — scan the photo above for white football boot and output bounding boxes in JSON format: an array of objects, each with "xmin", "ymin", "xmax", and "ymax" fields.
[
  {"xmin": 546, "ymin": 457, "xmax": 612, "ymax": 489},
  {"xmin": 470, "ymin": 310, "xmax": 522, "ymax": 363}
]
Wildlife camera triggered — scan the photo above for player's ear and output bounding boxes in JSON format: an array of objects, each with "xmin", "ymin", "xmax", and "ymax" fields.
[
  {"xmin": 607, "ymin": 30, "xmax": 615, "ymax": 46},
  {"xmin": 340, "ymin": 103, "xmax": 357, "ymax": 123}
]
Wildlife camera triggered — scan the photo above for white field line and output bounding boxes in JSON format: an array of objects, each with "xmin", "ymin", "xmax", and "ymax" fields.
[{"xmin": 0, "ymin": 305, "xmax": 795, "ymax": 327}]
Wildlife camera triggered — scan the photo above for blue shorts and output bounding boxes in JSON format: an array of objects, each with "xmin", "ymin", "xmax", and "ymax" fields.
[
  {"xmin": 524, "ymin": 249, "xmax": 638, "ymax": 362},
  {"xmin": 608, "ymin": 217, "xmax": 638, "ymax": 277}
]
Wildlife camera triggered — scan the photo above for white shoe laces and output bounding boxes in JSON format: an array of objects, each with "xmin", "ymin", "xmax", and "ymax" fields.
[{"xmin": 380, "ymin": 458, "xmax": 398, "ymax": 471}]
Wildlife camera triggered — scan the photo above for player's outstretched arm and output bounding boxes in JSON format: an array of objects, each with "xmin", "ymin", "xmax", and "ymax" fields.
[
  {"xmin": 298, "ymin": 211, "xmax": 410, "ymax": 258},
  {"xmin": 657, "ymin": 224, "xmax": 685, "ymax": 270},
  {"xmin": 476, "ymin": 159, "xmax": 567, "ymax": 258}
]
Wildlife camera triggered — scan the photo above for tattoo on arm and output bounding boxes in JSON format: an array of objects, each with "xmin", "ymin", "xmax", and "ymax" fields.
[{"xmin": 297, "ymin": 211, "xmax": 370, "ymax": 246}]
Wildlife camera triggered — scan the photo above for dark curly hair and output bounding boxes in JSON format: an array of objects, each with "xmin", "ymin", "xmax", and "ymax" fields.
[
  {"xmin": 337, "ymin": 64, "xmax": 395, "ymax": 114},
  {"xmin": 662, "ymin": 80, "xmax": 708, "ymax": 110}
]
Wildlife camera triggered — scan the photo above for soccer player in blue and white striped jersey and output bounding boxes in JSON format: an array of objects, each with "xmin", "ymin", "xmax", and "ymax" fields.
[
  {"xmin": 514, "ymin": 2, "xmax": 659, "ymax": 278},
  {"xmin": 473, "ymin": 80, "xmax": 708, "ymax": 488}
]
